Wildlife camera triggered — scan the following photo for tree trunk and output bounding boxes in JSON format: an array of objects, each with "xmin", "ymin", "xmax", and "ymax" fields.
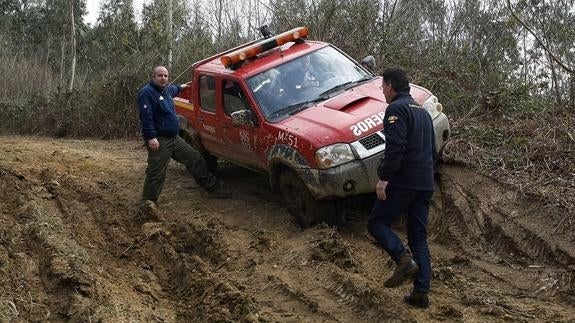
[
  {"xmin": 216, "ymin": 0, "xmax": 222, "ymax": 51},
  {"xmin": 44, "ymin": 37, "xmax": 51, "ymax": 98},
  {"xmin": 59, "ymin": 38, "xmax": 66, "ymax": 91},
  {"xmin": 548, "ymin": 52, "xmax": 562, "ymax": 108},
  {"xmin": 167, "ymin": 0, "xmax": 173, "ymax": 69},
  {"xmin": 569, "ymin": 75, "xmax": 574, "ymax": 111},
  {"xmin": 523, "ymin": 28, "xmax": 527, "ymax": 84},
  {"xmin": 67, "ymin": 0, "xmax": 76, "ymax": 92}
]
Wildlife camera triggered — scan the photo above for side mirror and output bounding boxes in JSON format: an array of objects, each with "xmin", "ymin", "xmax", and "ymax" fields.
[
  {"xmin": 230, "ymin": 110, "xmax": 257, "ymax": 127},
  {"xmin": 360, "ymin": 55, "xmax": 376, "ymax": 71}
]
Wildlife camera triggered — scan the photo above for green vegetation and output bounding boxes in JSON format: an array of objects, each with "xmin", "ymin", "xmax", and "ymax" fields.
[
  {"xmin": 0, "ymin": 1, "xmax": 573, "ymax": 204},
  {"xmin": 1, "ymin": 0, "xmax": 573, "ymax": 138}
]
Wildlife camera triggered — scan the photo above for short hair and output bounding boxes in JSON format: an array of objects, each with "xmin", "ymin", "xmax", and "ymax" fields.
[
  {"xmin": 381, "ymin": 67, "xmax": 410, "ymax": 92},
  {"xmin": 152, "ymin": 66, "xmax": 168, "ymax": 77}
]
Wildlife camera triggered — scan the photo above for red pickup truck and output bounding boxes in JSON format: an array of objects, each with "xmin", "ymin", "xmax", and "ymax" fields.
[{"xmin": 175, "ymin": 27, "xmax": 450, "ymax": 227}]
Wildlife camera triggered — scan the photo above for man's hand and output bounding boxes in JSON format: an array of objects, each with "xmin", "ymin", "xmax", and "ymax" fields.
[
  {"xmin": 181, "ymin": 83, "xmax": 189, "ymax": 89},
  {"xmin": 376, "ymin": 180, "xmax": 389, "ymax": 200},
  {"xmin": 148, "ymin": 138, "xmax": 160, "ymax": 151}
]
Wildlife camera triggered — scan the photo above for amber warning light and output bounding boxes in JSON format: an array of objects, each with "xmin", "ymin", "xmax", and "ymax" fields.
[{"xmin": 221, "ymin": 27, "xmax": 309, "ymax": 68}]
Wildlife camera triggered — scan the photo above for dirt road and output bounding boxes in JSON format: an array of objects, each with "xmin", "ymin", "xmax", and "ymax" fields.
[{"xmin": 0, "ymin": 136, "xmax": 573, "ymax": 322}]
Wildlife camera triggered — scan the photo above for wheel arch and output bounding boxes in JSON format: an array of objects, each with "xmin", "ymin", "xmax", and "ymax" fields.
[{"xmin": 267, "ymin": 144, "xmax": 312, "ymax": 193}]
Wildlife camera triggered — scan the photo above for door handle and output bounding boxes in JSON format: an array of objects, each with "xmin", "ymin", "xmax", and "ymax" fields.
[
  {"xmin": 222, "ymin": 124, "xmax": 228, "ymax": 129},
  {"xmin": 198, "ymin": 116, "xmax": 204, "ymax": 122}
]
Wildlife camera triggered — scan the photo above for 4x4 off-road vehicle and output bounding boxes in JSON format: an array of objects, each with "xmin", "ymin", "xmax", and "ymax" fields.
[{"xmin": 175, "ymin": 27, "xmax": 450, "ymax": 227}]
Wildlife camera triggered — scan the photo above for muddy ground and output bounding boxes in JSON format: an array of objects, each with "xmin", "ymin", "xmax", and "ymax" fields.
[{"xmin": 0, "ymin": 136, "xmax": 573, "ymax": 322}]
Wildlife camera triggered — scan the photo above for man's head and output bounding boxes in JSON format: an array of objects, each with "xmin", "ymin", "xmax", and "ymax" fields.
[
  {"xmin": 381, "ymin": 67, "xmax": 410, "ymax": 102},
  {"xmin": 151, "ymin": 66, "xmax": 169, "ymax": 89}
]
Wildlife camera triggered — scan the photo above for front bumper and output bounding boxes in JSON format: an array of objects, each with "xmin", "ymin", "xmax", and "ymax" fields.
[
  {"xmin": 433, "ymin": 112, "xmax": 450, "ymax": 152},
  {"xmin": 298, "ymin": 152, "xmax": 383, "ymax": 200},
  {"xmin": 297, "ymin": 112, "xmax": 450, "ymax": 200}
]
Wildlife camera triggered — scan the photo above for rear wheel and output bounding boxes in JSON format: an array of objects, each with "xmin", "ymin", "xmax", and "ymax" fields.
[{"xmin": 279, "ymin": 169, "xmax": 336, "ymax": 228}]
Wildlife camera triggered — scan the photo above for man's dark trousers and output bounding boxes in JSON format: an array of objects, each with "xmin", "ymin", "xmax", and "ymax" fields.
[
  {"xmin": 142, "ymin": 135, "xmax": 217, "ymax": 202},
  {"xmin": 368, "ymin": 186, "xmax": 433, "ymax": 292}
]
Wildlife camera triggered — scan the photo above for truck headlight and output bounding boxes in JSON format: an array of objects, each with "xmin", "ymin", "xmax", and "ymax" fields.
[
  {"xmin": 316, "ymin": 143, "xmax": 355, "ymax": 169},
  {"xmin": 422, "ymin": 95, "xmax": 443, "ymax": 119}
]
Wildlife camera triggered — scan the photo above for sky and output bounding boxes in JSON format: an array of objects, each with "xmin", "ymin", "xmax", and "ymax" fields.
[{"xmin": 84, "ymin": 0, "xmax": 148, "ymax": 25}]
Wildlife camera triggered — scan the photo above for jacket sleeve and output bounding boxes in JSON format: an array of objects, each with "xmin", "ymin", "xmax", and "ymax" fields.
[
  {"xmin": 168, "ymin": 84, "xmax": 182, "ymax": 97},
  {"xmin": 377, "ymin": 104, "xmax": 407, "ymax": 182},
  {"xmin": 138, "ymin": 90, "xmax": 156, "ymax": 140}
]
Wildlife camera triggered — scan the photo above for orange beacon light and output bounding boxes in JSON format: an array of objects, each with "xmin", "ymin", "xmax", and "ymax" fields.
[{"xmin": 221, "ymin": 27, "xmax": 309, "ymax": 68}]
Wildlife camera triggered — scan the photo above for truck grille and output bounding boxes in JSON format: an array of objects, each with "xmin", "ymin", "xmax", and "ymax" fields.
[{"xmin": 359, "ymin": 132, "xmax": 385, "ymax": 150}]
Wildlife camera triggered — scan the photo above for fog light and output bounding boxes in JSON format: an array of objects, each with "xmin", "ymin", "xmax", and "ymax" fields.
[{"xmin": 343, "ymin": 180, "xmax": 355, "ymax": 192}]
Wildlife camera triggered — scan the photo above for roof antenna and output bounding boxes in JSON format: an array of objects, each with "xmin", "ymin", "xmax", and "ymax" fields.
[{"xmin": 259, "ymin": 25, "xmax": 272, "ymax": 38}]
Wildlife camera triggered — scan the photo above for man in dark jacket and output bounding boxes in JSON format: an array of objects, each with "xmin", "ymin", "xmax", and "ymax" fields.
[
  {"xmin": 137, "ymin": 66, "xmax": 229, "ymax": 219},
  {"xmin": 367, "ymin": 67, "xmax": 436, "ymax": 308}
]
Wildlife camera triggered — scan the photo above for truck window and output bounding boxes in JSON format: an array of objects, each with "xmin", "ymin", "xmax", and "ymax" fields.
[
  {"xmin": 247, "ymin": 46, "xmax": 370, "ymax": 120},
  {"xmin": 199, "ymin": 75, "xmax": 216, "ymax": 112},
  {"xmin": 222, "ymin": 80, "xmax": 249, "ymax": 116}
]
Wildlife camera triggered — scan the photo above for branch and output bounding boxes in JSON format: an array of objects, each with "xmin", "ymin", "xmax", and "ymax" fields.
[{"xmin": 506, "ymin": 0, "xmax": 574, "ymax": 74}]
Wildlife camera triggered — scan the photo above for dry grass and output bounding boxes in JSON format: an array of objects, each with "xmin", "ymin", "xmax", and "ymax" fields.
[{"xmin": 444, "ymin": 112, "xmax": 575, "ymax": 231}]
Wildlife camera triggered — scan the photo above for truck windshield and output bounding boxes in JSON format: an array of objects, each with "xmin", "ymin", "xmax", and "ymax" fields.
[{"xmin": 247, "ymin": 46, "xmax": 372, "ymax": 120}]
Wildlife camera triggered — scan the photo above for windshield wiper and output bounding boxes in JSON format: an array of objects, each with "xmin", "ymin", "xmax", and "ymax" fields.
[
  {"xmin": 270, "ymin": 97, "xmax": 326, "ymax": 118},
  {"xmin": 319, "ymin": 81, "xmax": 354, "ymax": 97},
  {"xmin": 319, "ymin": 76, "xmax": 374, "ymax": 98}
]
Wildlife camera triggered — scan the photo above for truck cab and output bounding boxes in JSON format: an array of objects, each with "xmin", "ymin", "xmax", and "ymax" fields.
[{"xmin": 175, "ymin": 27, "xmax": 450, "ymax": 227}]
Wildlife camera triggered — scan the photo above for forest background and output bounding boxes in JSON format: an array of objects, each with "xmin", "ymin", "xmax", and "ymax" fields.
[{"xmin": 1, "ymin": 0, "xmax": 574, "ymax": 214}]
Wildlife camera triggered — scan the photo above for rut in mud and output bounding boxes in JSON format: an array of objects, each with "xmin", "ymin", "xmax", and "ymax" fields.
[{"xmin": 0, "ymin": 137, "xmax": 573, "ymax": 322}]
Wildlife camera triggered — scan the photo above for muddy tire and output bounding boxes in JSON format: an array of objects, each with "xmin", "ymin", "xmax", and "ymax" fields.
[{"xmin": 279, "ymin": 169, "xmax": 336, "ymax": 228}]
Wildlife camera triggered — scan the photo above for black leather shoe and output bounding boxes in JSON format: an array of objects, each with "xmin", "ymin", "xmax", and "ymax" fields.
[
  {"xmin": 404, "ymin": 291, "xmax": 429, "ymax": 308},
  {"xmin": 384, "ymin": 252, "xmax": 419, "ymax": 288},
  {"xmin": 207, "ymin": 184, "xmax": 232, "ymax": 198}
]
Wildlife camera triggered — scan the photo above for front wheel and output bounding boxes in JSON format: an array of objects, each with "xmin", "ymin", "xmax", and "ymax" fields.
[{"xmin": 278, "ymin": 169, "xmax": 336, "ymax": 228}]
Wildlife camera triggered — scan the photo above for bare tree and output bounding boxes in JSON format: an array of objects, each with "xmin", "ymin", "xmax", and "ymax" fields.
[
  {"xmin": 67, "ymin": 0, "xmax": 77, "ymax": 92},
  {"xmin": 506, "ymin": 0, "xmax": 574, "ymax": 74}
]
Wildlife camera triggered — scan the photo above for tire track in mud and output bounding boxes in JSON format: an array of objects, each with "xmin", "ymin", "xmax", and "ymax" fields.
[
  {"xmin": 94, "ymin": 156, "xmax": 575, "ymax": 321},
  {"xmin": 434, "ymin": 164, "xmax": 575, "ymax": 302},
  {"xmin": 231, "ymin": 225, "xmax": 416, "ymax": 322},
  {"xmin": 0, "ymin": 166, "xmax": 97, "ymax": 321},
  {"xmin": 1, "ymin": 138, "xmax": 574, "ymax": 322}
]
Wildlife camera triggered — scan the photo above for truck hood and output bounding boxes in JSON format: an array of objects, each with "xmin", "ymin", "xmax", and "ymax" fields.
[{"xmin": 280, "ymin": 78, "xmax": 432, "ymax": 147}]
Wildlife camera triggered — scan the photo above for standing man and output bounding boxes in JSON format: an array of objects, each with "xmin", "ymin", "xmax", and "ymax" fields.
[
  {"xmin": 367, "ymin": 67, "xmax": 436, "ymax": 308},
  {"xmin": 138, "ymin": 66, "xmax": 230, "ymax": 217}
]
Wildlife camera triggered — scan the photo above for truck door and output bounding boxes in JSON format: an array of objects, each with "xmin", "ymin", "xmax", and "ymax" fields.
[
  {"xmin": 195, "ymin": 74, "xmax": 227, "ymax": 157},
  {"xmin": 219, "ymin": 79, "xmax": 264, "ymax": 170}
]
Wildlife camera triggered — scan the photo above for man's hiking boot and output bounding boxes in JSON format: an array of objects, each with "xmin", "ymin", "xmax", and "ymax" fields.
[
  {"xmin": 137, "ymin": 200, "xmax": 165, "ymax": 222},
  {"xmin": 404, "ymin": 291, "xmax": 429, "ymax": 309},
  {"xmin": 206, "ymin": 184, "xmax": 232, "ymax": 198},
  {"xmin": 384, "ymin": 252, "xmax": 419, "ymax": 288}
]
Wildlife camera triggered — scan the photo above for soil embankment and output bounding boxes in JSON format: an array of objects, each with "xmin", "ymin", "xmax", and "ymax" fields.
[{"xmin": 0, "ymin": 136, "xmax": 573, "ymax": 322}]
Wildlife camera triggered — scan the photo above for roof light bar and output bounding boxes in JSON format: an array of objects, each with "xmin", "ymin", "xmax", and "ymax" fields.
[{"xmin": 221, "ymin": 27, "xmax": 309, "ymax": 68}]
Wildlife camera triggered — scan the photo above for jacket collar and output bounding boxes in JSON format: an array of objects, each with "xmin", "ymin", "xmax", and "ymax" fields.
[
  {"xmin": 390, "ymin": 90, "xmax": 411, "ymax": 103},
  {"xmin": 149, "ymin": 80, "xmax": 165, "ymax": 93}
]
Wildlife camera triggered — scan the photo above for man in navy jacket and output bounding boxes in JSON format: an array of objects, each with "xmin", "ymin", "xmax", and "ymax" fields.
[
  {"xmin": 137, "ymin": 66, "xmax": 229, "ymax": 219},
  {"xmin": 367, "ymin": 67, "xmax": 436, "ymax": 308}
]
